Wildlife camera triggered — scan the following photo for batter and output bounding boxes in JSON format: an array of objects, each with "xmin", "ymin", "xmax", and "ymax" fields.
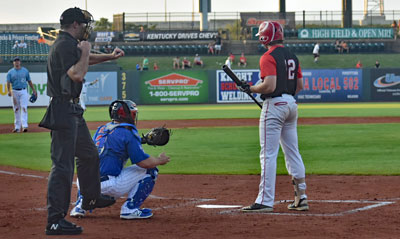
[{"xmin": 239, "ymin": 21, "xmax": 309, "ymax": 212}]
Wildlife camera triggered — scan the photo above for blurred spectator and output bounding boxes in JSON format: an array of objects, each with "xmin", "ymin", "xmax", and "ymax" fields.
[
  {"xmin": 140, "ymin": 26, "xmax": 145, "ymax": 32},
  {"xmin": 341, "ymin": 41, "xmax": 349, "ymax": 53},
  {"xmin": 136, "ymin": 63, "xmax": 141, "ymax": 71},
  {"xmin": 335, "ymin": 40, "xmax": 342, "ymax": 53},
  {"xmin": 356, "ymin": 60, "xmax": 363, "ymax": 68},
  {"xmin": 313, "ymin": 43, "xmax": 320, "ymax": 63},
  {"xmin": 207, "ymin": 42, "xmax": 215, "ymax": 55},
  {"xmin": 238, "ymin": 52, "xmax": 247, "ymax": 67},
  {"xmin": 193, "ymin": 54, "xmax": 204, "ymax": 67},
  {"xmin": 391, "ymin": 20, "xmax": 398, "ymax": 39},
  {"xmin": 38, "ymin": 37, "xmax": 46, "ymax": 44},
  {"xmin": 105, "ymin": 42, "xmax": 113, "ymax": 53},
  {"xmin": 173, "ymin": 56, "xmax": 180, "ymax": 69},
  {"xmin": 375, "ymin": 61, "xmax": 380, "ymax": 68},
  {"xmin": 93, "ymin": 44, "xmax": 100, "ymax": 53},
  {"xmin": 214, "ymin": 33, "xmax": 222, "ymax": 55},
  {"xmin": 229, "ymin": 52, "xmax": 235, "ymax": 64},
  {"xmin": 12, "ymin": 41, "xmax": 19, "ymax": 49},
  {"xmin": 18, "ymin": 40, "xmax": 27, "ymax": 48},
  {"xmin": 224, "ymin": 56, "xmax": 232, "ymax": 68},
  {"xmin": 153, "ymin": 62, "xmax": 159, "ymax": 70},
  {"xmin": 142, "ymin": 56, "xmax": 149, "ymax": 70},
  {"xmin": 182, "ymin": 57, "xmax": 191, "ymax": 69}
]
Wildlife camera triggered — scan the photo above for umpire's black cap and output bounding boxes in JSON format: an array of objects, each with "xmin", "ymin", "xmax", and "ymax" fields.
[{"xmin": 60, "ymin": 7, "xmax": 90, "ymax": 25}]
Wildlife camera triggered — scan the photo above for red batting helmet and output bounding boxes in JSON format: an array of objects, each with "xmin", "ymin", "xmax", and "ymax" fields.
[
  {"xmin": 256, "ymin": 21, "xmax": 284, "ymax": 46},
  {"xmin": 109, "ymin": 100, "xmax": 138, "ymax": 125}
]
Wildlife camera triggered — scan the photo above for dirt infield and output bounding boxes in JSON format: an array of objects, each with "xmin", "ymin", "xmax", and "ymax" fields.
[
  {"xmin": 0, "ymin": 117, "xmax": 399, "ymax": 238},
  {"xmin": 0, "ymin": 166, "xmax": 399, "ymax": 239}
]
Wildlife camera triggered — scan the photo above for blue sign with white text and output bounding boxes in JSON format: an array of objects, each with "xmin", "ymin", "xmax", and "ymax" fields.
[
  {"xmin": 216, "ymin": 69, "xmax": 262, "ymax": 103},
  {"xmin": 296, "ymin": 69, "xmax": 363, "ymax": 102}
]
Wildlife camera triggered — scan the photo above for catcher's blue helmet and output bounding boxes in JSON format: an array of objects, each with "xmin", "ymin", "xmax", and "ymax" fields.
[{"xmin": 29, "ymin": 93, "xmax": 37, "ymax": 103}]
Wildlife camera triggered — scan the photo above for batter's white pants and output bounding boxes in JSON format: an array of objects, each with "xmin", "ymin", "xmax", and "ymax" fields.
[
  {"xmin": 255, "ymin": 94, "xmax": 306, "ymax": 207},
  {"xmin": 11, "ymin": 89, "xmax": 29, "ymax": 130},
  {"xmin": 80, "ymin": 93, "xmax": 87, "ymax": 110}
]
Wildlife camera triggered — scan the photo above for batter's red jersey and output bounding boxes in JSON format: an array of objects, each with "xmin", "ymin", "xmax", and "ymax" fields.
[{"xmin": 259, "ymin": 45, "xmax": 302, "ymax": 99}]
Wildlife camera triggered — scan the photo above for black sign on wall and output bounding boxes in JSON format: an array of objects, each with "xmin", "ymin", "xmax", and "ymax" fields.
[{"xmin": 370, "ymin": 69, "xmax": 400, "ymax": 101}]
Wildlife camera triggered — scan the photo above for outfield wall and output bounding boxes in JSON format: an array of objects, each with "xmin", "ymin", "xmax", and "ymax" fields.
[{"xmin": 0, "ymin": 64, "xmax": 399, "ymax": 107}]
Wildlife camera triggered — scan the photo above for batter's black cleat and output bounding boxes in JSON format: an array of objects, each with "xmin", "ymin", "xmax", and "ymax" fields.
[
  {"xmin": 82, "ymin": 194, "xmax": 116, "ymax": 211},
  {"xmin": 241, "ymin": 203, "xmax": 273, "ymax": 212},
  {"xmin": 45, "ymin": 218, "xmax": 83, "ymax": 235},
  {"xmin": 288, "ymin": 198, "xmax": 309, "ymax": 211}
]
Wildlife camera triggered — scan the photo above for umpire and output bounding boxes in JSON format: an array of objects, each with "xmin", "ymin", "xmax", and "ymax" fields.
[{"xmin": 41, "ymin": 7, "xmax": 125, "ymax": 235}]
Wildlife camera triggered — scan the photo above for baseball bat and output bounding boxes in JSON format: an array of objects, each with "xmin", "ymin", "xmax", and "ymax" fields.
[{"xmin": 222, "ymin": 65, "xmax": 262, "ymax": 109}]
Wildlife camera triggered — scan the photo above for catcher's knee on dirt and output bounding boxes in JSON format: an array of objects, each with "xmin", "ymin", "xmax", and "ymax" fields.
[
  {"xmin": 127, "ymin": 176, "xmax": 155, "ymax": 209},
  {"xmin": 292, "ymin": 177, "xmax": 307, "ymax": 207}
]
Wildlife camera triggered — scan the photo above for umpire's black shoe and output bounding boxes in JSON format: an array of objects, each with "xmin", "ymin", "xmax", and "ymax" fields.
[
  {"xmin": 45, "ymin": 218, "xmax": 83, "ymax": 235},
  {"xmin": 82, "ymin": 194, "xmax": 116, "ymax": 210}
]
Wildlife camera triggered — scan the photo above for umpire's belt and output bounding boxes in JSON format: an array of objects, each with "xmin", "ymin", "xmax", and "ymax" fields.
[
  {"xmin": 100, "ymin": 175, "xmax": 110, "ymax": 182},
  {"xmin": 50, "ymin": 97, "xmax": 80, "ymax": 104},
  {"xmin": 13, "ymin": 88, "xmax": 26, "ymax": 91}
]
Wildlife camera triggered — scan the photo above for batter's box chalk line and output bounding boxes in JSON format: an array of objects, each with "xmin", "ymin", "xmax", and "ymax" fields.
[{"xmin": 217, "ymin": 199, "xmax": 395, "ymax": 216}]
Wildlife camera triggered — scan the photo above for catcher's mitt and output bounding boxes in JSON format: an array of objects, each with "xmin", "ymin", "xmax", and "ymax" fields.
[{"xmin": 141, "ymin": 126, "xmax": 171, "ymax": 146}]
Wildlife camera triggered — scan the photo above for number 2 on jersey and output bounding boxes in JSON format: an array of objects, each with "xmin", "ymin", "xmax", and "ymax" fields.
[{"xmin": 286, "ymin": 59, "xmax": 296, "ymax": 80}]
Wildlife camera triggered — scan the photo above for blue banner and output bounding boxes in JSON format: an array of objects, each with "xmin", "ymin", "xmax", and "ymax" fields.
[
  {"xmin": 83, "ymin": 72, "xmax": 118, "ymax": 106},
  {"xmin": 216, "ymin": 69, "xmax": 262, "ymax": 103},
  {"xmin": 296, "ymin": 69, "xmax": 363, "ymax": 102}
]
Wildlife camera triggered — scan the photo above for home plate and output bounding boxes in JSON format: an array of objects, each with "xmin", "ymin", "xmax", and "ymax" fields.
[{"xmin": 197, "ymin": 204, "xmax": 242, "ymax": 209}]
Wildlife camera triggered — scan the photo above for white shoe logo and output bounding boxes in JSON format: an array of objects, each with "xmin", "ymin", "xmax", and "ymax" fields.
[{"xmin": 50, "ymin": 224, "xmax": 58, "ymax": 230}]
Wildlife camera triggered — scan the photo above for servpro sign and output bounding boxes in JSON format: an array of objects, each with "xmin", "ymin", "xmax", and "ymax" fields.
[{"xmin": 141, "ymin": 71, "xmax": 209, "ymax": 104}]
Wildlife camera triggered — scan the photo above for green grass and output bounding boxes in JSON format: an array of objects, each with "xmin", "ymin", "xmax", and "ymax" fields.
[
  {"xmin": 1, "ymin": 103, "xmax": 399, "ymax": 124},
  {"xmin": 0, "ymin": 123, "xmax": 399, "ymax": 175},
  {"xmin": 116, "ymin": 53, "xmax": 400, "ymax": 71}
]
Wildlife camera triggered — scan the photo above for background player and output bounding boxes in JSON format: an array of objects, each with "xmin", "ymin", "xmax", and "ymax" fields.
[
  {"xmin": 6, "ymin": 56, "xmax": 37, "ymax": 133},
  {"xmin": 70, "ymin": 100, "xmax": 170, "ymax": 219},
  {"xmin": 80, "ymin": 78, "xmax": 99, "ymax": 110},
  {"xmin": 238, "ymin": 21, "xmax": 308, "ymax": 212}
]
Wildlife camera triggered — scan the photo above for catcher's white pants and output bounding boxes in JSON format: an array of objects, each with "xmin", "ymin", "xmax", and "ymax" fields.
[
  {"xmin": 255, "ymin": 94, "xmax": 306, "ymax": 207},
  {"xmin": 76, "ymin": 165, "xmax": 149, "ymax": 199},
  {"xmin": 11, "ymin": 89, "xmax": 29, "ymax": 130}
]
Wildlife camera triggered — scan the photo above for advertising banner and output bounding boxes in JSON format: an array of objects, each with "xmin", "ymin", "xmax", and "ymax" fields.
[
  {"xmin": 296, "ymin": 69, "xmax": 363, "ymax": 102},
  {"xmin": 140, "ymin": 71, "xmax": 209, "ymax": 104},
  {"xmin": 216, "ymin": 69, "xmax": 262, "ymax": 103},
  {"xmin": 298, "ymin": 28, "xmax": 393, "ymax": 39},
  {"xmin": 0, "ymin": 33, "xmax": 40, "ymax": 41},
  {"xmin": 0, "ymin": 72, "xmax": 49, "ymax": 107},
  {"xmin": 370, "ymin": 69, "xmax": 400, "ymax": 101},
  {"xmin": 124, "ymin": 31, "xmax": 218, "ymax": 41},
  {"xmin": 0, "ymin": 71, "xmax": 118, "ymax": 107},
  {"xmin": 81, "ymin": 72, "xmax": 118, "ymax": 106}
]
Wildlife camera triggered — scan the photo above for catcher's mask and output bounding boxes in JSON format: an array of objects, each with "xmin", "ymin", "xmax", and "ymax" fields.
[
  {"xmin": 109, "ymin": 100, "xmax": 138, "ymax": 125},
  {"xmin": 60, "ymin": 7, "xmax": 94, "ymax": 41},
  {"xmin": 256, "ymin": 21, "xmax": 284, "ymax": 46}
]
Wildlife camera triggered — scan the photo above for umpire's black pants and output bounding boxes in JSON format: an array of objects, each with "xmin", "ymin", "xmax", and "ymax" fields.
[{"xmin": 47, "ymin": 109, "xmax": 100, "ymax": 223}]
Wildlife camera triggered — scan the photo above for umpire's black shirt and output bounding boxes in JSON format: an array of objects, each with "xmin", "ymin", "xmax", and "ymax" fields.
[{"xmin": 47, "ymin": 31, "xmax": 82, "ymax": 99}]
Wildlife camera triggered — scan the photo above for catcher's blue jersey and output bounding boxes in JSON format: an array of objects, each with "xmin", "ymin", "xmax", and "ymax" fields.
[{"xmin": 93, "ymin": 122, "xmax": 150, "ymax": 177}]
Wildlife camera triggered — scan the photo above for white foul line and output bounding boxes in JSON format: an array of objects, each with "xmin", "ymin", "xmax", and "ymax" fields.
[{"xmin": 219, "ymin": 199, "xmax": 395, "ymax": 216}]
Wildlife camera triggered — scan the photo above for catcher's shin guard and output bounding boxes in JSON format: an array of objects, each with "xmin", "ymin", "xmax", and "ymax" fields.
[
  {"xmin": 127, "ymin": 176, "xmax": 155, "ymax": 209},
  {"xmin": 291, "ymin": 177, "xmax": 307, "ymax": 207}
]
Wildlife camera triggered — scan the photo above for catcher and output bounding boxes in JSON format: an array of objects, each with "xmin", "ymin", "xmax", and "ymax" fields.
[{"xmin": 70, "ymin": 100, "xmax": 171, "ymax": 219}]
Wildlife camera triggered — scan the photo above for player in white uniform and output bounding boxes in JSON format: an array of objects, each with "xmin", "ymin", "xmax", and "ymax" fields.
[
  {"xmin": 79, "ymin": 78, "xmax": 98, "ymax": 110},
  {"xmin": 6, "ymin": 56, "xmax": 37, "ymax": 133},
  {"xmin": 239, "ymin": 21, "xmax": 309, "ymax": 212},
  {"xmin": 70, "ymin": 100, "xmax": 170, "ymax": 219}
]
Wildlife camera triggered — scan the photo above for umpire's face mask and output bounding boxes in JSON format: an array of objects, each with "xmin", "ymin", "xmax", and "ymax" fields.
[{"xmin": 79, "ymin": 10, "xmax": 94, "ymax": 41}]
